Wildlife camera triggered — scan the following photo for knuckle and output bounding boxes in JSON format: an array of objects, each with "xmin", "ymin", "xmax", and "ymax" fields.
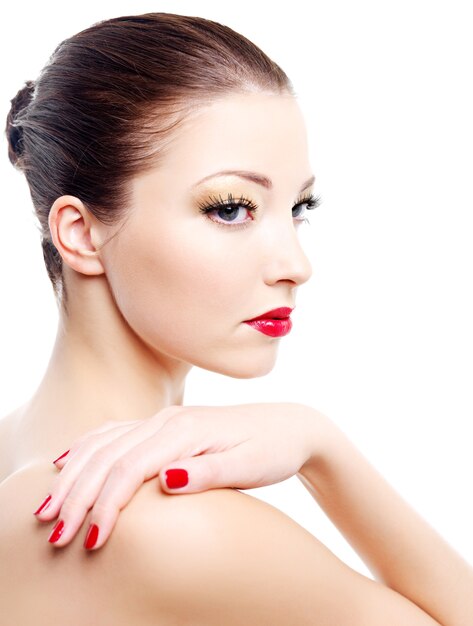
[
  {"xmin": 49, "ymin": 473, "xmax": 74, "ymax": 499},
  {"xmin": 72, "ymin": 423, "xmax": 114, "ymax": 448},
  {"xmin": 91, "ymin": 499, "xmax": 116, "ymax": 518},
  {"xmin": 67, "ymin": 438, "xmax": 98, "ymax": 461},
  {"xmin": 60, "ymin": 493, "xmax": 87, "ymax": 516},
  {"xmin": 88, "ymin": 448, "xmax": 113, "ymax": 469},
  {"xmin": 168, "ymin": 411, "xmax": 195, "ymax": 432},
  {"xmin": 110, "ymin": 455, "xmax": 143, "ymax": 480}
]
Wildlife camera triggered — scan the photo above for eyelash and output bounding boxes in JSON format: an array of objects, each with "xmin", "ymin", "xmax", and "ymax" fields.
[{"xmin": 197, "ymin": 192, "xmax": 322, "ymax": 230}]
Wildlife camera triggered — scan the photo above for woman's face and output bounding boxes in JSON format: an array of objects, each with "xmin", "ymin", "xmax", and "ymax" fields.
[{"xmin": 100, "ymin": 92, "xmax": 315, "ymax": 378}]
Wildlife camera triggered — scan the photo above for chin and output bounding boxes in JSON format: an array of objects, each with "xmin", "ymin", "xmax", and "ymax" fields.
[{"xmin": 197, "ymin": 345, "xmax": 280, "ymax": 379}]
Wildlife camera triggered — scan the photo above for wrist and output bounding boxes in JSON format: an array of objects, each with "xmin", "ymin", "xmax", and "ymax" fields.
[{"xmin": 295, "ymin": 404, "xmax": 338, "ymax": 478}]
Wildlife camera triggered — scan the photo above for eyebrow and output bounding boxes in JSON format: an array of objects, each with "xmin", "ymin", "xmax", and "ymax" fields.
[{"xmin": 193, "ymin": 170, "xmax": 316, "ymax": 193}]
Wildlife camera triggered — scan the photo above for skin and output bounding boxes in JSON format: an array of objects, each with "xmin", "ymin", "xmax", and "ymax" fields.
[
  {"xmin": 0, "ymin": 92, "xmax": 315, "ymax": 623},
  {"xmin": 5, "ymin": 91, "xmax": 314, "ymax": 470}
]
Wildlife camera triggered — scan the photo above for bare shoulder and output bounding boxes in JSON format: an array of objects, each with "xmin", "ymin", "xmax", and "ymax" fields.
[
  {"xmin": 0, "ymin": 461, "xmax": 440, "ymax": 626},
  {"xmin": 112, "ymin": 480, "xmax": 441, "ymax": 626}
]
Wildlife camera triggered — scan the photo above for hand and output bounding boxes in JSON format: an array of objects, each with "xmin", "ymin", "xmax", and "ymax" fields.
[{"xmin": 33, "ymin": 402, "xmax": 328, "ymax": 550}]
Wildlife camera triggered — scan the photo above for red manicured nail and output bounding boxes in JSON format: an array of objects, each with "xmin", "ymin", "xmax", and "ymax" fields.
[
  {"xmin": 165, "ymin": 468, "xmax": 188, "ymax": 489},
  {"xmin": 48, "ymin": 519, "xmax": 65, "ymax": 543},
  {"xmin": 53, "ymin": 449, "xmax": 70, "ymax": 464},
  {"xmin": 84, "ymin": 524, "xmax": 99, "ymax": 550},
  {"xmin": 34, "ymin": 494, "xmax": 52, "ymax": 515}
]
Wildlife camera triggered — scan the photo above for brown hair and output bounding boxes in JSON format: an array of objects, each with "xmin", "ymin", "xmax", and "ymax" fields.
[{"xmin": 4, "ymin": 12, "xmax": 294, "ymax": 312}]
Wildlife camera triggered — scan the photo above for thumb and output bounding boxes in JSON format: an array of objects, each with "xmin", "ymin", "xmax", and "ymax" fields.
[{"xmin": 159, "ymin": 446, "xmax": 256, "ymax": 494}]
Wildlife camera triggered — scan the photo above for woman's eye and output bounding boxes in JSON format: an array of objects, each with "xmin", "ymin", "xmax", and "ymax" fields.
[
  {"xmin": 292, "ymin": 194, "xmax": 322, "ymax": 223},
  {"xmin": 207, "ymin": 204, "xmax": 253, "ymax": 225},
  {"xmin": 198, "ymin": 193, "xmax": 258, "ymax": 229}
]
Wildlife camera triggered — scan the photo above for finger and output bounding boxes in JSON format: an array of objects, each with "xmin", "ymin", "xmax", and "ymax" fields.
[
  {"xmin": 34, "ymin": 421, "xmax": 151, "ymax": 523},
  {"xmin": 48, "ymin": 451, "xmax": 147, "ymax": 548},
  {"xmin": 159, "ymin": 442, "xmax": 261, "ymax": 494},
  {"xmin": 51, "ymin": 420, "xmax": 142, "ymax": 470}
]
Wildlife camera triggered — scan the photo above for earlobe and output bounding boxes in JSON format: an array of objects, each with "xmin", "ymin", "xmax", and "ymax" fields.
[{"xmin": 48, "ymin": 195, "xmax": 106, "ymax": 276}]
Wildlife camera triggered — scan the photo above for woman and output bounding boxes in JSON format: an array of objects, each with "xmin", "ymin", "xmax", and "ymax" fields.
[{"xmin": 1, "ymin": 11, "xmax": 471, "ymax": 626}]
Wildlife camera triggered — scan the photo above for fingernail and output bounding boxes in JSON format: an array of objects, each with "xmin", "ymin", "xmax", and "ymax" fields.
[
  {"xmin": 53, "ymin": 449, "xmax": 70, "ymax": 464},
  {"xmin": 165, "ymin": 468, "xmax": 188, "ymax": 489},
  {"xmin": 34, "ymin": 494, "xmax": 52, "ymax": 516},
  {"xmin": 84, "ymin": 524, "xmax": 99, "ymax": 550},
  {"xmin": 48, "ymin": 519, "xmax": 65, "ymax": 543}
]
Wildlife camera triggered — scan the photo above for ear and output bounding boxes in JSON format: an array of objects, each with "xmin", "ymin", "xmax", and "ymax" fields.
[{"xmin": 48, "ymin": 195, "xmax": 106, "ymax": 276}]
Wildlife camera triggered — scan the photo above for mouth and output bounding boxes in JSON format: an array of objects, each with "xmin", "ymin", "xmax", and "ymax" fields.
[{"xmin": 243, "ymin": 307, "xmax": 294, "ymax": 338}]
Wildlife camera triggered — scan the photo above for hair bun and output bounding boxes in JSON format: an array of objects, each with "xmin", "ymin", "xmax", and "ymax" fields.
[{"xmin": 5, "ymin": 79, "xmax": 35, "ymax": 167}]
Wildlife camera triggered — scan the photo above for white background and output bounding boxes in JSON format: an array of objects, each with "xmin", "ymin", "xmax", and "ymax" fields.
[{"xmin": 0, "ymin": 1, "xmax": 472, "ymax": 578}]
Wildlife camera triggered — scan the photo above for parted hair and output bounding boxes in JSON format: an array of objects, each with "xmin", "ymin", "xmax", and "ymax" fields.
[{"xmin": 5, "ymin": 12, "xmax": 294, "ymax": 310}]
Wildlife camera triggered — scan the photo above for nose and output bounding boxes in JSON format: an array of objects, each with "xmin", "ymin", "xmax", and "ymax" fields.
[{"xmin": 261, "ymin": 219, "xmax": 313, "ymax": 287}]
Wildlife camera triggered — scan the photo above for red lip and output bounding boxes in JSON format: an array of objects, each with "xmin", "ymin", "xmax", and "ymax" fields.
[
  {"xmin": 244, "ymin": 307, "xmax": 294, "ymax": 322},
  {"xmin": 243, "ymin": 307, "xmax": 294, "ymax": 338}
]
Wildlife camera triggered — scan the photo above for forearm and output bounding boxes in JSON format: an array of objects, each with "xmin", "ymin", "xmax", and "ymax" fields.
[{"xmin": 297, "ymin": 411, "xmax": 473, "ymax": 626}]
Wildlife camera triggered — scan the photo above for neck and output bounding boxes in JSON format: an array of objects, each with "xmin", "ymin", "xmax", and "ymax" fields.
[{"xmin": 11, "ymin": 271, "xmax": 191, "ymax": 468}]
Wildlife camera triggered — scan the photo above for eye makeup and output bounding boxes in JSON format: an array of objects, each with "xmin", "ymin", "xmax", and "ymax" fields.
[{"xmin": 197, "ymin": 191, "xmax": 321, "ymax": 230}]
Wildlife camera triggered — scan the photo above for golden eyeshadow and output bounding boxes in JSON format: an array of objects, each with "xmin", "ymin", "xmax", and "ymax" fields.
[{"xmin": 194, "ymin": 184, "xmax": 261, "ymax": 203}]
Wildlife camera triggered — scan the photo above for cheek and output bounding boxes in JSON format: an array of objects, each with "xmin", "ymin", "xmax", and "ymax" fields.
[{"xmin": 106, "ymin": 223, "xmax": 249, "ymax": 355}]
